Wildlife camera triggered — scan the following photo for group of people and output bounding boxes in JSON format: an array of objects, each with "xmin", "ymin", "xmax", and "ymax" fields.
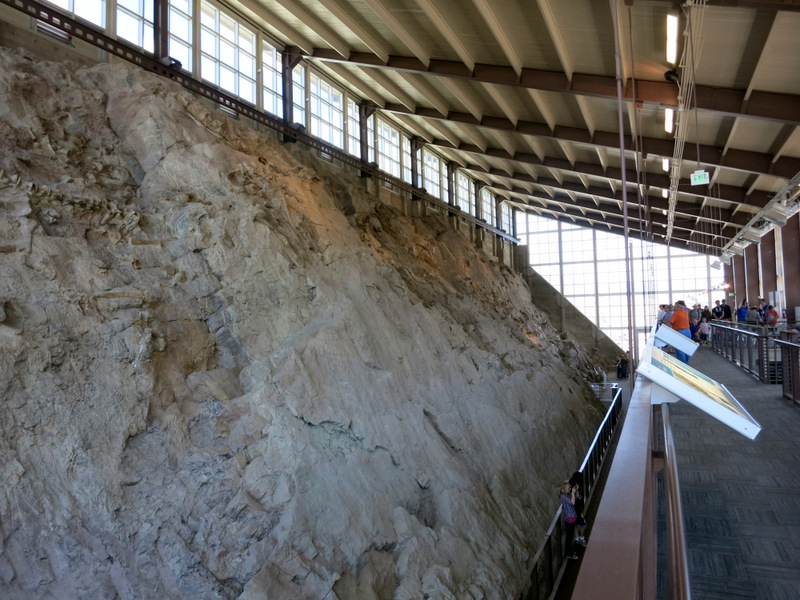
[
  {"xmin": 559, "ymin": 472, "xmax": 588, "ymax": 560},
  {"xmin": 711, "ymin": 298, "xmax": 779, "ymax": 326}
]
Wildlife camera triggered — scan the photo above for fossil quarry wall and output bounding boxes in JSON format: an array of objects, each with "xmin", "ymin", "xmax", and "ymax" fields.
[{"xmin": 0, "ymin": 47, "xmax": 604, "ymax": 600}]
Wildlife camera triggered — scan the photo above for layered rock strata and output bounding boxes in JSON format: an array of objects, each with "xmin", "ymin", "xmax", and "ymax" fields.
[{"xmin": 0, "ymin": 47, "xmax": 603, "ymax": 600}]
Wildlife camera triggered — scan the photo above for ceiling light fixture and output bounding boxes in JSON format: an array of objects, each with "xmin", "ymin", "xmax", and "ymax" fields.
[
  {"xmin": 662, "ymin": 157, "xmax": 670, "ymax": 171},
  {"xmin": 662, "ymin": 189, "xmax": 669, "ymax": 198},
  {"xmin": 664, "ymin": 107, "xmax": 675, "ymax": 133},
  {"xmin": 666, "ymin": 13, "xmax": 679, "ymax": 64}
]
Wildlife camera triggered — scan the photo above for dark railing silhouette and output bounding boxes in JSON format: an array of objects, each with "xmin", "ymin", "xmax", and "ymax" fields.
[
  {"xmin": 776, "ymin": 330, "xmax": 800, "ymax": 405},
  {"xmin": 516, "ymin": 383, "xmax": 623, "ymax": 600}
]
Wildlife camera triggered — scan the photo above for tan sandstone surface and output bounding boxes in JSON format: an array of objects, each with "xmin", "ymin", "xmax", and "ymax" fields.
[{"xmin": 0, "ymin": 47, "xmax": 603, "ymax": 600}]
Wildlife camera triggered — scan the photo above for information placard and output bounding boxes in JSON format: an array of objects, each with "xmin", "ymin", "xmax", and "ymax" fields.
[{"xmin": 637, "ymin": 345, "xmax": 762, "ymax": 439}]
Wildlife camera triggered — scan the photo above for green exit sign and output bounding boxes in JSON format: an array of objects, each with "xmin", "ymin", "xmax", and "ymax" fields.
[{"xmin": 691, "ymin": 170, "xmax": 709, "ymax": 186}]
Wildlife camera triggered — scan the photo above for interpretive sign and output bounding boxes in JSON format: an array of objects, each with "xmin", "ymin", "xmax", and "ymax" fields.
[
  {"xmin": 638, "ymin": 344, "xmax": 762, "ymax": 439},
  {"xmin": 653, "ymin": 324, "xmax": 699, "ymax": 358}
]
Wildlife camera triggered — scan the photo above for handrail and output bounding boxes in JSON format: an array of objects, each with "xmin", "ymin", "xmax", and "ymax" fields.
[
  {"xmin": 775, "ymin": 339, "xmax": 800, "ymax": 350},
  {"xmin": 710, "ymin": 322, "xmax": 782, "ymax": 384},
  {"xmin": 662, "ymin": 403, "xmax": 692, "ymax": 600},
  {"xmin": 776, "ymin": 332, "xmax": 800, "ymax": 404},
  {"xmin": 516, "ymin": 383, "xmax": 623, "ymax": 600}
]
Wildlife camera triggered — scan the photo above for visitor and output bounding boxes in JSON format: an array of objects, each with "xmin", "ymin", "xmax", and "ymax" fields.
[
  {"xmin": 701, "ymin": 305, "xmax": 713, "ymax": 321},
  {"xmin": 746, "ymin": 305, "xmax": 761, "ymax": 324},
  {"xmin": 737, "ymin": 300, "xmax": 749, "ymax": 323},
  {"xmin": 689, "ymin": 304, "xmax": 702, "ymax": 322},
  {"xmin": 764, "ymin": 304, "xmax": 779, "ymax": 330},
  {"xmin": 664, "ymin": 300, "xmax": 692, "ymax": 364},
  {"xmin": 569, "ymin": 471, "xmax": 588, "ymax": 548},
  {"xmin": 721, "ymin": 299, "xmax": 733, "ymax": 321},
  {"xmin": 712, "ymin": 300, "xmax": 724, "ymax": 320},
  {"xmin": 559, "ymin": 481, "xmax": 579, "ymax": 560},
  {"xmin": 689, "ymin": 318, "xmax": 700, "ymax": 342},
  {"xmin": 698, "ymin": 317, "xmax": 711, "ymax": 346}
]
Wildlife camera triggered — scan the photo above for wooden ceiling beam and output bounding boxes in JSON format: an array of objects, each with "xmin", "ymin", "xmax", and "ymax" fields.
[
  {"xmin": 370, "ymin": 99, "xmax": 800, "ymax": 181},
  {"xmin": 305, "ymin": 48, "xmax": 800, "ymax": 126}
]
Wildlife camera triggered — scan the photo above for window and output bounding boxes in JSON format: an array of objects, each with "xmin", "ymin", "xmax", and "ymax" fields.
[
  {"xmin": 481, "ymin": 188, "xmax": 494, "ymax": 225},
  {"xmin": 347, "ymin": 98, "xmax": 360, "ymax": 157},
  {"xmin": 309, "ymin": 72, "xmax": 344, "ymax": 148},
  {"xmin": 261, "ymin": 39, "xmax": 282, "ymax": 117},
  {"xmin": 422, "ymin": 150, "xmax": 443, "ymax": 199},
  {"xmin": 168, "ymin": 0, "xmax": 192, "ymax": 72},
  {"xmin": 44, "ymin": 0, "xmax": 104, "ymax": 27},
  {"xmin": 456, "ymin": 172, "xmax": 471, "ymax": 213},
  {"xmin": 292, "ymin": 64, "xmax": 306, "ymax": 126},
  {"xmin": 115, "ymin": 0, "xmax": 154, "ymax": 52},
  {"xmin": 499, "ymin": 201, "xmax": 513, "ymax": 233},
  {"xmin": 376, "ymin": 119, "xmax": 401, "ymax": 178},
  {"xmin": 200, "ymin": 2, "xmax": 257, "ymax": 104}
]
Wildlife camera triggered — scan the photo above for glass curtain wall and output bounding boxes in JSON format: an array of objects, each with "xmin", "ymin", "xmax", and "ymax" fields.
[{"xmin": 517, "ymin": 212, "xmax": 723, "ymax": 352}]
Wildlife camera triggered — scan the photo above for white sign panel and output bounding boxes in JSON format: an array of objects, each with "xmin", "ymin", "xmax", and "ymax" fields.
[
  {"xmin": 637, "ymin": 345, "xmax": 762, "ymax": 440},
  {"xmin": 654, "ymin": 324, "xmax": 699, "ymax": 358}
]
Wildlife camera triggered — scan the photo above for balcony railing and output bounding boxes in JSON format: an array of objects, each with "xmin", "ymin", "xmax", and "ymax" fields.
[
  {"xmin": 710, "ymin": 322, "xmax": 783, "ymax": 383},
  {"xmin": 516, "ymin": 383, "xmax": 623, "ymax": 600},
  {"xmin": 776, "ymin": 330, "xmax": 800, "ymax": 405}
]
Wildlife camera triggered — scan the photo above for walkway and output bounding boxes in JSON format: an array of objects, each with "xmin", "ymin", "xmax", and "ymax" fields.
[
  {"xmin": 661, "ymin": 345, "xmax": 800, "ymax": 600},
  {"xmin": 554, "ymin": 346, "xmax": 800, "ymax": 599}
]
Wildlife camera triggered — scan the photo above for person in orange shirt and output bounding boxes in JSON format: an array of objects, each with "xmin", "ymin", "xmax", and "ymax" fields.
[{"xmin": 664, "ymin": 300, "xmax": 692, "ymax": 364}]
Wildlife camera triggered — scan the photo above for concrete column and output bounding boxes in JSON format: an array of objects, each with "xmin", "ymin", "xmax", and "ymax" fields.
[
  {"xmin": 359, "ymin": 101, "xmax": 377, "ymax": 177},
  {"xmin": 760, "ymin": 229, "xmax": 778, "ymax": 305},
  {"xmin": 281, "ymin": 47, "xmax": 303, "ymax": 133},
  {"xmin": 744, "ymin": 244, "xmax": 760, "ymax": 306},
  {"xmin": 732, "ymin": 254, "xmax": 746, "ymax": 308},
  {"xmin": 410, "ymin": 137, "xmax": 424, "ymax": 200},
  {"xmin": 154, "ymin": 0, "xmax": 169, "ymax": 61},
  {"xmin": 446, "ymin": 162, "xmax": 456, "ymax": 208},
  {"xmin": 782, "ymin": 213, "xmax": 800, "ymax": 323}
]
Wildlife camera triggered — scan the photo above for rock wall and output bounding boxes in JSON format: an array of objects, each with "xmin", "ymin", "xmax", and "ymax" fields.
[{"xmin": 0, "ymin": 47, "xmax": 604, "ymax": 600}]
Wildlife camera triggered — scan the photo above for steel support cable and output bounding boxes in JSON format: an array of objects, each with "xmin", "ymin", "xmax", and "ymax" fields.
[
  {"xmin": 610, "ymin": 0, "xmax": 636, "ymax": 360},
  {"xmin": 666, "ymin": 0, "xmax": 708, "ymax": 244}
]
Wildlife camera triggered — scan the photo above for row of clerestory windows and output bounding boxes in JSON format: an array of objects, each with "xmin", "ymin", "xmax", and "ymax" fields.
[{"xmin": 43, "ymin": 0, "xmax": 515, "ymax": 233}]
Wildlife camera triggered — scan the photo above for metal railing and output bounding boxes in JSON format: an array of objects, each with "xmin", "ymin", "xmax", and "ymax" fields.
[
  {"xmin": 710, "ymin": 322, "xmax": 783, "ymax": 383},
  {"xmin": 776, "ymin": 330, "xmax": 800, "ymax": 405},
  {"xmin": 516, "ymin": 383, "xmax": 623, "ymax": 600}
]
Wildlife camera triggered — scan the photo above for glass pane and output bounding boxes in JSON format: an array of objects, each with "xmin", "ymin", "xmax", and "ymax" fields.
[
  {"xmin": 238, "ymin": 52, "xmax": 254, "ymax": 77},
  {"xmin": 200, "ymin": 56, "xmax": 217, "ymax": 84},
  {"xmin": 143, "ymin": 24, "xmax": 154, "ymax": 53},
  {"xmin": 115, "ymin": 11, "xmax": 140, "ymax": 45},
  {"xmin": 171, "ymin": 0, "xmax": 191, "ymax": 13},
  {"xmin": 220, "ymin": 15, "xmax": 235, "ymax": 42},
  {"xmin": 200, "ymin": 3, "xmax": 216, "ymax": 28},
  {"xmin": 239, "ymin": 29, "xmax": 255, "ymax": 54},
  {"xmin": 219, "ymin": 65, "xmax": 236, "ymax": 93},
  {"xmin": 169, "ymin": 40, "xmax": 191, "ymax": 72},
  {"xmin": 220, "ymin": 40, "xmax": 236, "ymax": 66},
  {"xmin": 200, "ymin": 30, "xmax": 216, "ymax": 55},
  {"xmin": 239, "ymin": 77, "xmax": 255, "ymax": 103},
  {"xmin": 117, "ymin": 0, "xmax": 139, "ymax": 13},
  {"xmin": 170, "ymin": 11, "xmax": 191, "ymax": 42},
  {"xmin": 81, "ymin": 0, "xmax": 105, "ymax": 26}
]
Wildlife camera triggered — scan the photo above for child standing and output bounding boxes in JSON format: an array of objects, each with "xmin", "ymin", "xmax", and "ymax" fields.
[{"xmin": 698, "ymin": 317, "xmax": 711, "ymax": 346}]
